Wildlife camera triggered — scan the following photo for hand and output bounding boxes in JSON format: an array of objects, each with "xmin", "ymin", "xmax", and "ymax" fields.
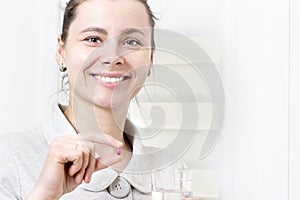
[{"xmin": 26, "ymin": 131, "xmax": 123, "ymax": 200}]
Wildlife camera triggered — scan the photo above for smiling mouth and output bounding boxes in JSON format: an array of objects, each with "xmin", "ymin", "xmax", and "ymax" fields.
[{"xmin": 91, "ymin": 75, "xmax": 130, "ymax": 83}]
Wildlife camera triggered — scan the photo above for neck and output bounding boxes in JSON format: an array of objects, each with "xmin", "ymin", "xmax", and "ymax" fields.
[
  {"xmin": 64, "ymin": 95, "xmax": 133, "ymax": 173},
  {"xmin": 64, "ymin": 97, "xmax": 129, "ymax": 143}
]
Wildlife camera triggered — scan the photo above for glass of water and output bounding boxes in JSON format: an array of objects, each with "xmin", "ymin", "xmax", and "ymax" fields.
[{"xmin": 151, "ymin": 169, "xmax": 193, "ymax": 200}]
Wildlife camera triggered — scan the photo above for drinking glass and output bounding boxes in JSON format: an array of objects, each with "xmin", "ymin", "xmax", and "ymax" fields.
[{"xmin": 152, "ymin": 169, "xmax": 193, "ymax": 200}]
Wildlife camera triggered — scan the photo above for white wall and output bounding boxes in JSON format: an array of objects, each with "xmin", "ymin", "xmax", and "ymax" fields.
[{"xmin": 0, "ymin": 1, "xmax": 59, "ymax": 134}]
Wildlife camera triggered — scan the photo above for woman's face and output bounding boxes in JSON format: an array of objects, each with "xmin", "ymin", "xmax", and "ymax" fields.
[{"xmin": 57, "ymin": 0, "xmax": 153, "ymax": 108}]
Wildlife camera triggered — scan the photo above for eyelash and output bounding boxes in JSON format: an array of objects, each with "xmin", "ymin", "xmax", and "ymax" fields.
[
  {"xmin": 123, "ymin": 38, "xmax": 142, "ymax": 47},
  {"xmin": 83, "ymin": 36, "xmax": 142, "ymax": 48},
  {"xmin": 84, "ymin": 36, "xmax": 102, "ymax": 46}
]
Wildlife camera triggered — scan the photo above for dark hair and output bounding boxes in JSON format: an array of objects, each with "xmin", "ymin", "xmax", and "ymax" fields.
[{"xmin": 61, "ymin": 0, "xmax": 156, "ymax": 48}]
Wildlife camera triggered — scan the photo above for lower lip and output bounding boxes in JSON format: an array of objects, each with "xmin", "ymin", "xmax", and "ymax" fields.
[{"xmin": 100, "ymin": 81, "xmax": 121, "ymax": 89}]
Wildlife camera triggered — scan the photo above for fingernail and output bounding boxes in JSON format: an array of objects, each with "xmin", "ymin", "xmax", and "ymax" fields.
[
  {"xmin": 116, "ymin": 148, "xmax": 122, "ymax": 155},
  {"xmin": 86, "ymin": 175, "xmax": 90, "ymax": 183}
]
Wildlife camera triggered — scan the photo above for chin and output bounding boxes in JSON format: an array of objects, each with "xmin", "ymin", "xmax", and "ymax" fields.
[
  {"xmin": 93, "ymin": 97, "xmax": 113, "ymax": 109},
  {"xmin": 93, "ymin": 96, "xmax": 126, "ymax": 109}
]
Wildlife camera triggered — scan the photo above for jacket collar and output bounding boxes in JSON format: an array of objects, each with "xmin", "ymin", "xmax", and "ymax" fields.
[
  {"xmin": 43, "ymin": 103, "xmax": 76, "ymax": 144},
  {"xmin": 79, "ymin": 166, "xmax": 152, "ymax": 193},
  {"xmin": 42, "ymin": 103, "xmax": 152, "ymax": 193},
  {"xmin": 79, "ymin": 124, "xmax": 152, "ymax": 193}
]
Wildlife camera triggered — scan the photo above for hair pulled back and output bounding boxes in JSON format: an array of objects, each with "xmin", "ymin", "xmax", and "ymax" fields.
[{"xmin": 61, "ymin": 0, "xmax": 156, "ymax": 48}]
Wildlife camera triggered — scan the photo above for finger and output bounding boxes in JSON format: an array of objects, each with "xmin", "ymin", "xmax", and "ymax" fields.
[
  {"xmin": 95, "ymin": 154, "xmax": 123, "ymax": 171},
  {"xmin": 65, "ymin": 150, "xmax": 83, "ymax": 177},
  {"xmin": 74, "ymin": 145, "xmax": 90, "ymax": 184},
  {"xmin": 83, "ymin": 143, "xmax": 96, "ymax": 183},
  {"xmin": 79, "ymin": 131, "xmax": 123, "ymax": 148}
]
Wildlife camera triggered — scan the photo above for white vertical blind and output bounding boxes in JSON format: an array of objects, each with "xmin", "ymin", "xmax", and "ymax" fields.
[
  {"xmin": 218, "ymin": 0, "xmax": 236, "ymax": 198},
  {"xmin": 289, "ymin": 0, "xmax": 300, "ymax": 199},
  {"xmin": 220, "ymin": 0, "xmax": 290, "ymax": 199}
]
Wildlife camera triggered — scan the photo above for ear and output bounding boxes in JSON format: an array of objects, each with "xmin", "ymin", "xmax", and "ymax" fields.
[{"xmin": 55, "ymin": 36, "xmax": 65, "ymax": 66}]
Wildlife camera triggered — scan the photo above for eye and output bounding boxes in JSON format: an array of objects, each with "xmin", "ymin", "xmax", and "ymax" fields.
[
  {"xmin": 84, "ymin": 36, "xmax": 102, "ymax": 46},
  {"xmin": 88, "ymin": 38, "xmax": 101, "ymax": 43},
  {"xmin": 123, "ymin": 38, "xmax": 142, "ymax": 47}
]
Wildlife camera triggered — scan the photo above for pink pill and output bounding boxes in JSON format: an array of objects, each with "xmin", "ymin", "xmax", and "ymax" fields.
[{"xmin": 116, "ymin": 148, "xmax": 122, "ymax": 155}]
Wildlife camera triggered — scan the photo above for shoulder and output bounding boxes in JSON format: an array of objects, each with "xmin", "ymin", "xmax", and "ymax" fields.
[
  {"xmin": 0, "ymin": 126, "xmax": 48, "ymax": 170},
  {"xmin": 0, "ymin": 127, "xmax": 49, "ymax": 166},
  {"xmin": 0, "ymin": 134, "xmax": 22, "ymax": 199},
  {"xmin": 0, "ymin": 127, "xmax": 49, "ymax": 198},
  {"xmin": 0, "ymin": 125, "xmax": 49, "ymax": 163},
  {"xmin": 0, "ymin": 126, "xmax": 48, "ymax": 155}
]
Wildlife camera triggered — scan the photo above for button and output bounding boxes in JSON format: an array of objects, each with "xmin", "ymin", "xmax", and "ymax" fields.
[{"xmin": 108, "ymin": 176, "xmax": 131, "ymax": 198}]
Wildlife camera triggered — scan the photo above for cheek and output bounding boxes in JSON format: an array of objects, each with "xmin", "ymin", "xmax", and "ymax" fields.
[
  {"xmin": 64, "ymin": 47, "xmax": 90, "ymax": 86},
  {"xmin": 65, "ymin": 45, "xmax": 89, "ymax": 68},
  {"xmin": 127, "ymin": 56, "xmax": 152, "ymax": 99},
  {"xmin": 126, "ymin": 50, "xmax": 152, "ymax": 70},
  {"xmin": 127, "ymin": 50, "xmax": 152, "ymax": 83}
]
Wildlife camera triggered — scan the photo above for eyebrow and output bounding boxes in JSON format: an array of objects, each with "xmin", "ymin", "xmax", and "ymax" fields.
[
  {"xmin": 79, "ymin": 27, "xmax": 145, "ymax": 36},
  {"xmin": 121, "ymin": 28, "xmax": 145, "ymax": 36},
  {"xmin": 79, "ymin": 27, "xmax": 108, "ymax": 35}
]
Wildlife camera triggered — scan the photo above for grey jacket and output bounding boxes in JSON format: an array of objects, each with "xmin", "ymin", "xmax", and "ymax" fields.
[{"xmin": 0, "ymin": 103, "xmax": 178, "ymax": 200}]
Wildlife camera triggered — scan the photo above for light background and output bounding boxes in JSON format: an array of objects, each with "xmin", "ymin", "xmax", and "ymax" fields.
[{"xmin": 0, "ymin": 0, "xmax": 299, "ymax": 200}]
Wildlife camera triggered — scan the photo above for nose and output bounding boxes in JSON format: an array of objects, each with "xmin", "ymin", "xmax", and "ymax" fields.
[
  {"xmin": 102, "ymin": 56, "xmax": 124, "ymax": 67},
  {"xmin": 100, "ymin": 40, "xmax": 125, "ymax": 68}
]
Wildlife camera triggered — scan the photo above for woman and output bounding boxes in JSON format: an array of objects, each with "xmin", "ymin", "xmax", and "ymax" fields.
[{"xmin": 0, "ymin": 0, "xmax": 159, "ymax": 199}]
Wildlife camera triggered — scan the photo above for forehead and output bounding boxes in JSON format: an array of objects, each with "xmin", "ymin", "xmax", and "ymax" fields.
[{"xmin": 71, "ymin": 0, "xmax": 151, "ymax": 34}]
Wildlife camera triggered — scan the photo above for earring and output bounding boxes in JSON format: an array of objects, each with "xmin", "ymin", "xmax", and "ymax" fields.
[
  {"xmin": 57, "ymin": 62, "xmax": 69, "ymax": 105},
  {"xmin": 59, "ymin": 62, "xmax": 69, "ymax": 93},
  {"xmin": 59, "ymin": 63, "xmax": 68, "ymax": 79},
  {"xmin": 59, "ymin": 63, "xmax": 67, "ymax": 73},
  {"xmin": 147, "ymin": 69, "xmax": 151, "ymax": 77}
]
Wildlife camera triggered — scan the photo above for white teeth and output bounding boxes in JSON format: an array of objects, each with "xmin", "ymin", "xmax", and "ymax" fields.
[{"xmin": 93, "ymin": 75, "xmax": 125, "ymax": 83}]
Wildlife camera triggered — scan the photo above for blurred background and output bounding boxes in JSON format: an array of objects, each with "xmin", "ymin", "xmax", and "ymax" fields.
[{"xmin": 0, "ymin": 0, "xmax": 299, "ymax": 200}]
